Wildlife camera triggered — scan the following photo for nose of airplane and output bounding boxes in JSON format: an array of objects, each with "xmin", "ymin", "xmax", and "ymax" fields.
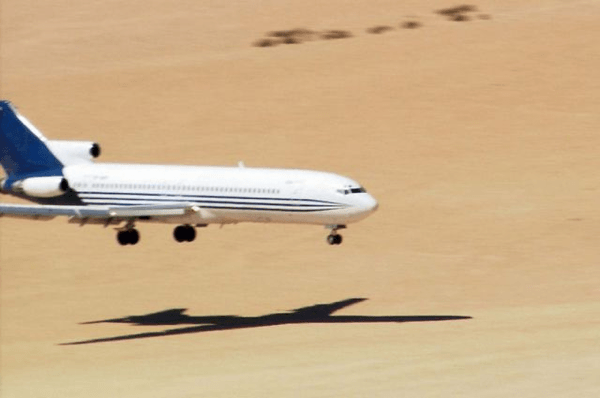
[{"xmin": 364, "ymin": 194, "xmax": 379, "ymax": 213}]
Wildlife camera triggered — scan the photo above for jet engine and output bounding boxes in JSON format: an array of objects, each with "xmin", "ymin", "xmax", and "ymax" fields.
[
  {"xmin": 11, "ymin": 176, "xmax": 70, "ymax": 198},
  {"xmin": 47, "ymin": 140, "xmax": 101, "ymax": 165}
]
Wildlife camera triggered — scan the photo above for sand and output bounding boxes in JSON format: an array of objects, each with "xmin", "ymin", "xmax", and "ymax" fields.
[{"xmin": 1, "ymin": 1, "xmax": 599, "ymax": 397}]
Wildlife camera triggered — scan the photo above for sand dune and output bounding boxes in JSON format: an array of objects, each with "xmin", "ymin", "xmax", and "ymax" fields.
[{"xmin": 2, "ymin": 1, "xmax": 599, "ymax": 397}]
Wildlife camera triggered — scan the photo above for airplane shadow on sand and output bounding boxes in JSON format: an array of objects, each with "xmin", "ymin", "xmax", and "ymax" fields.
[{"xmin": 61, "ymin": 298, "xmax": 471, "ymax": 345}]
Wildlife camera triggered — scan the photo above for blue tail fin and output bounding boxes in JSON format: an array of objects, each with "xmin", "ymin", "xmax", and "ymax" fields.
[{"xmin": 0, "ymin": 101, "xmax": 64, "ymax": 186}]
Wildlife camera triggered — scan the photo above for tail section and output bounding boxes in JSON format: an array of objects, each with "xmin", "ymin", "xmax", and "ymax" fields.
[{"xmin": 0, "ymin": 100, "xmax": 64, "ymax": 188}]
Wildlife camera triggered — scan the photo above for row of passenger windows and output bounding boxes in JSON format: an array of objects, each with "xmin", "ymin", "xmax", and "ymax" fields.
[{"xmin": 71, "ymin": 182, "xmax": 280, "ymax": 195}]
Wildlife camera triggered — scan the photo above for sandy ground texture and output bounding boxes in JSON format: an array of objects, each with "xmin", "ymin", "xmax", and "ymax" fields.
[{"xmin": 1, "ymin": 0, "xmax": 599, "ymax": 397}]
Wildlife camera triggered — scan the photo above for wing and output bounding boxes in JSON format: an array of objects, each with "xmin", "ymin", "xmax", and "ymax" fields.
[{"xmin": 0, "ymin": 202, "xmax": 200, "ymax": 223}]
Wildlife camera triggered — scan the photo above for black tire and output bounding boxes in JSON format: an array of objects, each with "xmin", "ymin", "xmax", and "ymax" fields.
[
  {"xmin": 117, "ymin": 229, "xmax": 140, "ymax": 245},
  {"xmin": 129, "ymin": 229, "xmax": 140, "ymax": 245},
  {"xmin": 174, "ymin": 226, "xmax": 184, "ymax": 242},
  {"xmin": 185, "ymin": 226, "xmax": 196, "ymax": 242},
  {"xmin": 327, "ymin": 234, "xmax": 337, "ymax": 245},
  {"xmin": 117, "ymin": 231, "xmax": 129, "ymax": 245},
  {"xmin": 334, "ymin": 235, "xmax": 343, "ymax": 245},
  {"xmin": 174, "ymin": 226, "xmax": 187, "ymax": 242}
]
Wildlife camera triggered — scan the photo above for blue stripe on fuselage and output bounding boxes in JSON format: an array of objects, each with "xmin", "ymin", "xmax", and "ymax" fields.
[
  {"xmin": 76, "ymin": 191, "xmax": 339, "ymax": 204},
  {"xmin": 76, "ymin": 191, "xmax": 346, "ymax": 212}
]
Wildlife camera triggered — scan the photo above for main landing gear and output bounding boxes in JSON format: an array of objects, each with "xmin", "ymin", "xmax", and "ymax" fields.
[
  {"xmin": 117, "ymin": 223, "xmax": 140, "ymax": 246},
  {"xmin": 326, "ymin": 225, "xmax": 346, "ymax": 246},
  {"xmin": 173, "ymin": 224, "xmax": 196, "ymax": 243}
]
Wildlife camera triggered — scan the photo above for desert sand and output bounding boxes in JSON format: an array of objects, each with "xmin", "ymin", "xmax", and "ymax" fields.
[{"xmin": 1, "ymin": 1, "xmax": 599, "ymax": 397}]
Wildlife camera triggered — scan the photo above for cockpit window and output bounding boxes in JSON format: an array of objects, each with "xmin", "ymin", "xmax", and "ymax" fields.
[
  {"xmin": 337, "ymin": 186, "xmax": 367, "ymax": 195},
  {"xmin": 350, "ymin": 187, "xmax": 366, "ymax": 194}
]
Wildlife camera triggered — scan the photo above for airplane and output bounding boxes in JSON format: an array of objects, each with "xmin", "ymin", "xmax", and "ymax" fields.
[{"xmin": 0, "ymin": 100, "xmax": 378, "ymax": 245}]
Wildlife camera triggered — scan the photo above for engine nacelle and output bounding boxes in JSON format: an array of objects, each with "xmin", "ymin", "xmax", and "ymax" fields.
[
  {"xmin": 12, "ymin": 176, "xmax": 69, "ymax": 198},
  {"xmin": 47, "ymin": 140, "xmax": 101, "ymax": 166}
]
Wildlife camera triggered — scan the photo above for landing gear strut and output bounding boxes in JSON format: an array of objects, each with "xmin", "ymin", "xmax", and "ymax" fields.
[
  {"xmin": 117, "ymin": 222, "xmax": 140, "ymax": 246},
  {"xmin": 326, "ymin": 225, "xmax": 346, "ymax": 245},
  {"xmin": 174, "ymin": 224, "xmax": 196, "ymax": 243}
]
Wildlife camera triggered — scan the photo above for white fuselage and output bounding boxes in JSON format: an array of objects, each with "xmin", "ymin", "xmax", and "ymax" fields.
[
  {"xmin": 0, "ymin": 100, "xmax": 378, "ymax": 245},
  {"xmin": 63, "ymin": 163, "xmax": 378, "ymax": 226}
]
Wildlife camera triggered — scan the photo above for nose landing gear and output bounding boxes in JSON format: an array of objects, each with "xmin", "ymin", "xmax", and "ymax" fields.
[{"xmin": 326, "ymin": 225, "xmax": 346, "ymax": 245}]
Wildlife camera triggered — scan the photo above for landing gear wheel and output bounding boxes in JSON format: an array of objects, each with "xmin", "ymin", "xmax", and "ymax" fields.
[
  {"xmin": 117, "ymin": 231, "xmax": 129, "ymax": 246},
  {"xmin": 174, "ymin": 226, "xmax": 186, "ymax": 242},
  {"xmin": 325, "ymin": 224, "xmax": 346, "ymax": 245},
  {"xmin": 327, "ymin": 234, "xmax": 343, "ymax": 245},
  {"xmin": 128, "ymin": 229, "xmax": 140, "ymax": 245},
  {"xmin": 174, "ymin": 225, "xmax": 196, "ymax": 242},
  {"xmin": 185, "ymin": 226, "xmax": 196, "ymax": 242},
  {"xmin": 117, "ymin": 229, "xmax": 140, "ymax": 246}
]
